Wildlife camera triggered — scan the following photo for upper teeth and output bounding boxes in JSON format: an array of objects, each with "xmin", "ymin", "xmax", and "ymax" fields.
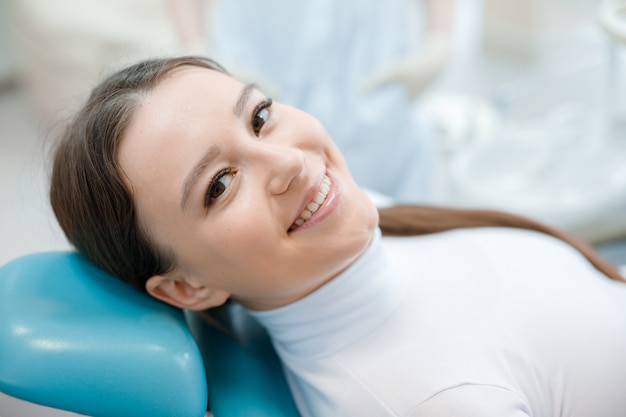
[{"xmin": 290, "ymin": 175, "xmax": 331, "ymax": 230}]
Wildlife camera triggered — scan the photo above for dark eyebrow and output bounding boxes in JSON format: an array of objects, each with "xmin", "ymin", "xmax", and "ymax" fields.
[
  {"xmin": 234, "ymin": 83, "xmax": 258, "ymax": 117},
  {"xmin": 180, "ymin": 144, "xmax": 221, "ymax": 211},
  {"xmin": 180, "ymin": 83, "xmax": 256, "ymax": 211}
]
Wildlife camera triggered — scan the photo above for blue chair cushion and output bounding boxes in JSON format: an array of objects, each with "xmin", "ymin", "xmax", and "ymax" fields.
[
  {"xmin": 186, "ymin": 304, "xmax": 301, "ymax": 417},
  {"xmin": 0, "ymin": 252, "xmax": 207, "ymax": 417}
]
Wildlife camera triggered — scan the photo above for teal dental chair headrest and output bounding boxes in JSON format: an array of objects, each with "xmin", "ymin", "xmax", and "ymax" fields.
[{"xmin": 0, "ymin": 252, "xmax": 208, "ymax": 417}]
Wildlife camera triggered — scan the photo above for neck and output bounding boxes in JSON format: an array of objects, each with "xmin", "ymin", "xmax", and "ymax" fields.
[{"xmin": 247, "ymin": 229, "xmax": 408, "ymax": 358}]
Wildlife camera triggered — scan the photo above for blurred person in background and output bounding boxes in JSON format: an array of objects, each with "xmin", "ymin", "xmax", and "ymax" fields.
[{"xmin": 167, "ymin": 0, "xmax": 456, "ymax": 203}]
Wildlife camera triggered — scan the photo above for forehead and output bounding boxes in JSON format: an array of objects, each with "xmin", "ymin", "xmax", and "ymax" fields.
[
  {"xmin": 121, "ymin": 65, "xmax": 240, "ymax": 159},
  {"xmin": 118, "ymin": 66, "xmax": 240, "ymax": 209},
  {"xmin": 142, "ymin": 65, "xmax": 239, "ymax": 121}
]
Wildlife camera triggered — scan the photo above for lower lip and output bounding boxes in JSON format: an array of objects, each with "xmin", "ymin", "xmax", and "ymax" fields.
[{"xmin": 291, "ymin": 172, "xmax": 341, "ymax": 233}]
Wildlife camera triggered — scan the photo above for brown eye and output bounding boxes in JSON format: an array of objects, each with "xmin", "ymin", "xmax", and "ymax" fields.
[
  {"xmin": 251, "ymin": 99, "xmax": 272, "ymax": 136},
  {"xmin": 209, "ymin": 181, "xmax": 226, "ymax": 199},
  {"xmin": 205, "ymin": 169, "xmax": 234, "ymax": 207}
]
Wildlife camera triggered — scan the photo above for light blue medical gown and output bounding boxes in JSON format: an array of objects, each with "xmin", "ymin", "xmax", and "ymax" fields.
[{"xmin": 209, "ymin": 0, "xmax": 438, "ymax": 203}]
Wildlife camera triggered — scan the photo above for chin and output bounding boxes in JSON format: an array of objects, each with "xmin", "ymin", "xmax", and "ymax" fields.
[{"xmin": 354, "ymin": 188, "xmax": 380, "ymax": 235}]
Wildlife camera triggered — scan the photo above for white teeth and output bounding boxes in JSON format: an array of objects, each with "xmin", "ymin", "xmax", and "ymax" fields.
[
  {"xmin": 290, "ymin": 175, "xmax": 331, "ymax": 231},
  {"xmin": 313, "ymin": 192, "xmax": 326, "ymax": 205}
]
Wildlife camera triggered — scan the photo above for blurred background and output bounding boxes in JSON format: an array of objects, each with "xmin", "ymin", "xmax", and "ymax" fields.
[{"xmin": 1, "ymin": 0, "xmax": 625, "ymax": 268}]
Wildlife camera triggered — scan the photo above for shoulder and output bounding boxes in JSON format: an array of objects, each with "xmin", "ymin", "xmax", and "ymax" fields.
[
  {"xmin": 382, "ymin": 226, "xmax": 588, "ymax": 266},
  {"xmin": 411, "ymin": 384, "xmax": 532, "ymax": 417},
  {"xmin": 381, "ymin": 226, "xmax": 606, "ymax": 286}
]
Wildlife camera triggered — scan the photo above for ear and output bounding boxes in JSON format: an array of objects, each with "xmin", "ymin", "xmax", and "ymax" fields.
[{"xmin": 145, "ymin": 274, "xmax": 230, "ymax": 311}]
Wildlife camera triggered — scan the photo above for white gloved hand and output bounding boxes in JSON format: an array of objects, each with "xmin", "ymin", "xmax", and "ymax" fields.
[{"xmin": 360, "ymin": 34, "xmax": 452, "ymax": 99}]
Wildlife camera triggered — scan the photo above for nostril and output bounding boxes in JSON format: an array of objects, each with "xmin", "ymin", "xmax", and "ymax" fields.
[{"xmin": 268, "ymin": 150, "xmax": 305, "ymax": 195}]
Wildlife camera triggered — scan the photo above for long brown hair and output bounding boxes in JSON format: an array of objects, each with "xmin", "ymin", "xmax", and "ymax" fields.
[
  {"xmin": 50, "ymin": 56, "xmax": 228, "ymax": 291},
  {"xmin": 378, "ymin": 205, "xmax": 624, "ymax": 282},
  {"xmin": 50, "ymin": 55, "xmax": 624, "ymax": 298}
]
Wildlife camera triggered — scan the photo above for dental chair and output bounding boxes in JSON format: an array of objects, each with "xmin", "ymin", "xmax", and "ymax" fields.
[{"xmin": 0, "ymin": 252, "xmax": 300, "ymax": 417}]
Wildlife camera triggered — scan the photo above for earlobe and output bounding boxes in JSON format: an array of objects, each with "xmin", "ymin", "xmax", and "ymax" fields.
[{"xmin": 145, "ymin": 274, "xmax": 230, "ymax": 311}]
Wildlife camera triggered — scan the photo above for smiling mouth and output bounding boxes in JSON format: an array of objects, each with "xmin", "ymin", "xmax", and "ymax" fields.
[{"xmin": 289, "ymin": 175, "xmax": 331, "ymax": 232}]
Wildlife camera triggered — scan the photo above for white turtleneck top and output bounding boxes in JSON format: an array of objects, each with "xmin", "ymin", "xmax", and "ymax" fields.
[{"xmin": 249, "ymin": 227, "xmax": 626, "ymax": 417}]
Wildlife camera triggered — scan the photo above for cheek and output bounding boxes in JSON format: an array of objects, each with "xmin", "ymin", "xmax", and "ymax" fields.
[
  {"xmin": 199, "ymin": 216, "xmax": 277, "ymax": 268},
  {"xmin": 289, "ymin": 110, "xmax": 333, "ymax": 147}
]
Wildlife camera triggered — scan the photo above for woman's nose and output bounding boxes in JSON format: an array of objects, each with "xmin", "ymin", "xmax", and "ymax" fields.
[{"xmin": 256, "ymin": 144, "xmax": 306, "ymax": 195}]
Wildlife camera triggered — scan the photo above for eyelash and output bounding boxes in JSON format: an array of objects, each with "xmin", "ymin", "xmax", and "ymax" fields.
[
  {"xmin": 204, "ymin": 168, "xmax": 233, "ymax": 207},
  {"xmin": 251, "ymin": 98, "xmax": 273, "ymax": 136},
  {"xmin": 204, "ymin": 98, "xmax": 273, "ymax": 208}
]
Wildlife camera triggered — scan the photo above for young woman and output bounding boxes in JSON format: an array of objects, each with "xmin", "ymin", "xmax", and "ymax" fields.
[{"xmin": 50, "ymin": 56, "xmax": 626, "ymax": 416}]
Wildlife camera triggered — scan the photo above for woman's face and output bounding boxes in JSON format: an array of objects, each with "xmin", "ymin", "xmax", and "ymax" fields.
[{"xmin": 119, "ymin": 66, "xmax": 378, "ymax": 311}]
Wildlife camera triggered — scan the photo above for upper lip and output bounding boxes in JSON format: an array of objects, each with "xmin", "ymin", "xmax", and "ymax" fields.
[{"xmin": 290, "ymin": 170, "xmax": 326, "ymax": 230}]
